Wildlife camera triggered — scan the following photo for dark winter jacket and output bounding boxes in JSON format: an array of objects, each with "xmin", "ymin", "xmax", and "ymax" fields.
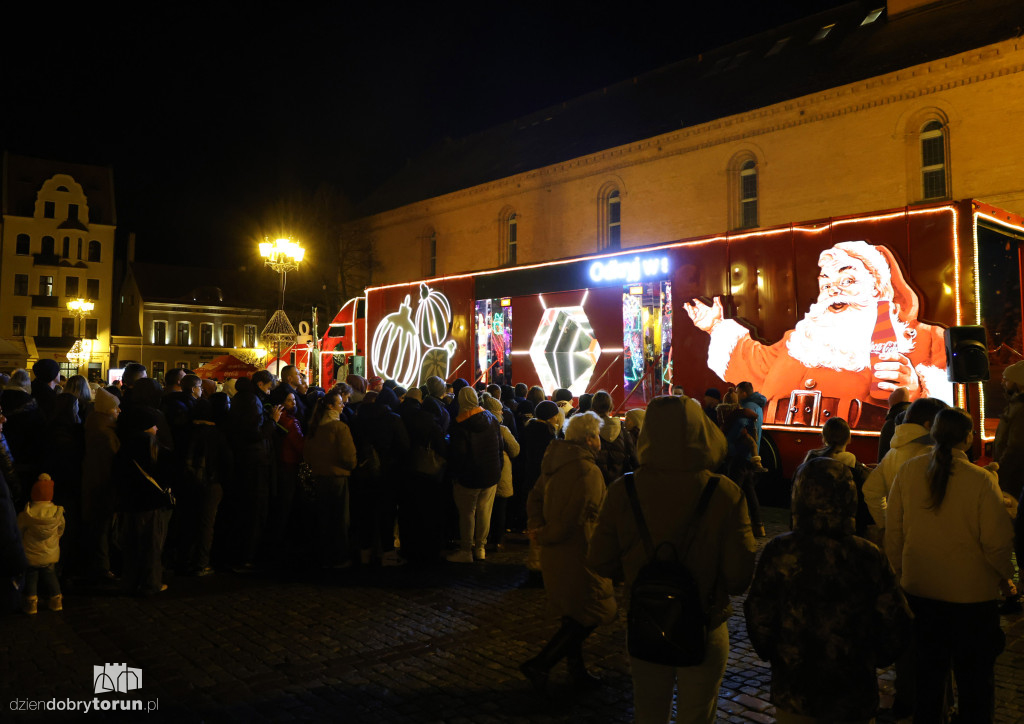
[
  {"xmin": 744, "ymin": 458, "xmax": 912, "ymax": 720},
  {"xmin": 518, "ymin": 417, "xmax": 556, "ymax": 492},
  {"xmin": 877, "ymin": 401, "xmax": 911, "ymax": 462},
  {"xmin": 595, "ymin": 414, "xmax": 636, "ymax": 486},
  {"xmin": 352, "ymin": 398, "xmax": 410, "ymax": 477},
  {"xmin": 115, "ymin": 432, "xmax": 173, "ymax": 512},
  {"xmin": 0, "ymin": 432, "xmax": 24, "ymax": 510},
  {"xmin": 0, "ymin": 388, "xmax": 44, "ymax": 478},
  {"xmin": 399, "ymin": 398, "xmax": 447, "ymax": 457},
  {"xmin": 447, "ymin": 407, "xmax": 502, "ymax": 489}
]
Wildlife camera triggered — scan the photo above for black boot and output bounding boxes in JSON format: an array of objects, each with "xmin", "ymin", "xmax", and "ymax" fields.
[
  {"xmin": 520, "ymin": 619, "xmax": 575, "ymax": 695},
  {"xmin": 565, "ymin": 621, "xmax": 601, "ymax": 689}
]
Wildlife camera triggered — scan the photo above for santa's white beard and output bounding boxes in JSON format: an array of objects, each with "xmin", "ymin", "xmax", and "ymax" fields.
[{"xmin": 786, "ymin": 298, "xmax": 912, "ymax": 371}]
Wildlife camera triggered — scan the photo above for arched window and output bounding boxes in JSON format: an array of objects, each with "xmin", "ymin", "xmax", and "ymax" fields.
[
  {"xmin": 739, "ymin": 160, "xmax": 758, "ymax": 228},
  {"xmin": 425, "ymin": 231, "xmax": 437, "ymax": 277},
  {"xmin": 41, "ymin": 236, "xmax": 55, "ymax": 256},
  {"xmin": 598, "ymin": 184, "xmax": 623, "ymax": 250},
  {"xmin": 15, "ymin": 234, "xmax": 30, "ymax": 255},
  {"xmin": 607, "ymin": 191, "xmax": 621, "ymax": 249},
  {"xmin": 88, "ymin": 240, "xmax": 101, "ymax": 262},
  {"xmin": 62, "ymin": 237, "xmax": 70, "ymax": 258},
  {"xmin": 507, "ymin": 214, "xmax": 518, "ymax": 266},
  {"xmin": 498, "ymin": 208, "xmax": 518, "ymax": 266},
  {"xmin": 921, "ymin": 120, "xmax": 948, "ymax": 199}
]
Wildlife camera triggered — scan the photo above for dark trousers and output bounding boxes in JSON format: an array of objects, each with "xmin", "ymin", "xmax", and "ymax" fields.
[
  {"xmin": 728, "ymin": 458, "xmax": 762, "ymax": 528},
  {"xmin": 236, "ymin": 463, "xmax": 269, "ymax": 565},
  {"xmin": 268, "ymin": 463, "xmax": 299, "ymax": 557},
  {"xmin": 25, "ymin": 564, "xmax": 60, "ymax": 598},
  {"xmin": 121, "ymin": 508, "xmax": 173, "ymax": 595},
  {"xmin": 907, "ymin": 594, "xmax": 1003, "ymax": 724},
  {"xmin": 190, "ymin": 482, "xmax": 223, "ymax": 570},
  {"xmin": 398, "ymin": 472, "xmax": 445, "ymax": 564},
  {"xmin": 313, "ymin": 475, "xmax": 350, "ymax": 567}
]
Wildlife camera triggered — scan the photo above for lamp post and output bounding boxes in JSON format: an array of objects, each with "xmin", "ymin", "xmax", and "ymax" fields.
[
  {"xmin": 259, "ymin": 237, "xmax": 304, "ymax": 376},
  {"xmin": 66, "ymin": 298, "xmax": 95, "ymax": 375}
]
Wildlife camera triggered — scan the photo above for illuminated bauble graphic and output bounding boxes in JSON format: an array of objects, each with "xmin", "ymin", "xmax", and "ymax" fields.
[
  {"xmin": 529, "ymin": 306, "xmax": 602, "ymax": 397},
  {"xmin": 419, "ymin": 340, "xmax": 457, "ymax": 383},
  {"xmin": 371, "ymin": 295, "xmax": 422, "ymax": 388},
  {"xmin": 415, "ymin": 283, "xmax": 452, "ymax": 348}
]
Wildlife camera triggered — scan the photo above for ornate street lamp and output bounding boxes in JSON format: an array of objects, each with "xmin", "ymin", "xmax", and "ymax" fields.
[
  {"xmin": 66, "ymin": 298, "xmax": 95, "ymax": 374},
  {"xmin": 258, "ymin": 237, "xmax": 304, "ymax": 375}
]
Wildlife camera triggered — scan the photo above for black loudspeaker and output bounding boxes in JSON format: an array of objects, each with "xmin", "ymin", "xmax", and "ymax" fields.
[{"xmin": 945, "ymin": 325, "xmax": 990, "ymax": 383}]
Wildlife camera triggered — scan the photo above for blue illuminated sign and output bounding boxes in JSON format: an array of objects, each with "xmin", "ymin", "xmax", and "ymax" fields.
[{"xmin": 588, "ymin": 255, "xmax": 670, "ymax": 284}]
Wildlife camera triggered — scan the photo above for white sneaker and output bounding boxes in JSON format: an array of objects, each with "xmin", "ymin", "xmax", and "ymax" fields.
[
  {"xmin": 446, "ymin": 550, "xmax": 474, "ymax": 563},
  {"xmin": 381, "ymin": 550, "xmax": 406, "ymax": 567},
  {"xmin": 474, "ymin": 546, "xmax": 486, "ymax": 561}
]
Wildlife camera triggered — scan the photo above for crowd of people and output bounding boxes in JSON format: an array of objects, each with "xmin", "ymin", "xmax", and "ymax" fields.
[{"xmin": 1, "ymin": 354, "xmax": 1021, "ymax": 723}]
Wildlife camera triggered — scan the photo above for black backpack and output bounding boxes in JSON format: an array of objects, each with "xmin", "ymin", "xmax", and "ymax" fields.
[{"xmin": 624, "ymin": 472, "xmax": 718, "ymax": 667}]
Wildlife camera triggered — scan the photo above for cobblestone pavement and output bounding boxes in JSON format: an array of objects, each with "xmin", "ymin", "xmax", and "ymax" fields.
[{"xmin": 2, "ymin": 507, "xmax": 1022, "ymax": 723}]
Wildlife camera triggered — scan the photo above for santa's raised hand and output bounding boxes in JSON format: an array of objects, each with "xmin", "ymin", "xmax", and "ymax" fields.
[
  {"xmin": 684, "ymin": 296, "xmax": 725, "ymax": 333},
  {"xmin": 873, "ymin": 352, "xmax": 921, "ymax": 397}
]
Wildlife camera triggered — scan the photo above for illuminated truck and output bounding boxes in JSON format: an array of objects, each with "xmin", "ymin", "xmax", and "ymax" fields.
[{"xmin": 362, "ymin": 199, "xmax": 1024, "ymax": 475}]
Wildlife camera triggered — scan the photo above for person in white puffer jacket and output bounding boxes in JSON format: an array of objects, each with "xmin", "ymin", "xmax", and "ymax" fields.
[
  {"xmin": 862, "ymin": 397, "xmax": 948, "ymax": 536},
  {"xmin": 17, "ymin": 474, "xmax": 65, "ymax": 614}
]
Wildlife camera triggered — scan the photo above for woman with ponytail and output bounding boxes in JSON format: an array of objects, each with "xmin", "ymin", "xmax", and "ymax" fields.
[{"xmin": 885, "ymin": 407, "xmax": 1015, "ymax": 722}]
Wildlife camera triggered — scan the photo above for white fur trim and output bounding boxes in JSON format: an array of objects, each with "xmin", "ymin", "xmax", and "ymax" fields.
[
  {"xmin": 916, "ymin": 364, "xmax": 955, "ymax": 405},
  {"xmin": 706, "ymin": 320, "xmax": 749, "ymax": 380}
]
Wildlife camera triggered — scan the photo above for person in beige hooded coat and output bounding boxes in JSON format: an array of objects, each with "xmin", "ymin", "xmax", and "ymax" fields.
[
  {"xmin": 521, "ymin": 411, "xmax": 616, "ymax": 694},
  {"xmin": 587, "ymin": 394, "xmax": 757, "ymax": 724}
]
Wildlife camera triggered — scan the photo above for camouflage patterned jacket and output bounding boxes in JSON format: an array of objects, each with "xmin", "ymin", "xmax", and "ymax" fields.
[{"xmin": 744, "ymin": 458, "xmax": 912, "ymax": 720}]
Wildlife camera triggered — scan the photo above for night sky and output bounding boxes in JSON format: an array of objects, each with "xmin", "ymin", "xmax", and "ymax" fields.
[{"xmin": 1, "ymin": 1, "xmax": 848, "ymax": 267}]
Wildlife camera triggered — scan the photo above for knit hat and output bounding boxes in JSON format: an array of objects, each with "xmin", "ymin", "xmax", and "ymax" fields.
[
  {"xmin": 704, "ymin": 388, "xmax": 721, "ymax": 400},
  {"xmin": 482, "ymin": 394, "xmax": 503, "ymax": 416},
  {"xmin": 553, "ymin": 388, "xmax": 573, "ymax": 403},
  {"xmin": 346, "ymin": 374, "xmax": 367, "ymax": 394},
  {"xmin": 1004, "ymin": 360, "xmax": 1024, "ymax": 388},
  {"xmin": 405, "ymin": 388, "xmax": 422, "ymax": 402},
  {"xmin": 222, "ymin": 378, "xmax": 238, "ymax": 397},
  {"xmin": 535, "ymin": 400, "xmax": 559, "ymax": 421},
  {"xmin": 32, "ymin": 359, "xmax": 60, "ymax": 384},
  {"xmin": 458, "ymin": 386, "xmax": 479, "ymax": 414},
  {"xmin": 367, "ymin": 376, "xmax": 384, "ymax": 392},
  {"xmin": 31, "ymin": 474, "xmax": 54, "ymax": 502},
  {"xmin": 624, "ymin": 408, "xmax": 646, "ymax": 432},
  {"xmin": 93, "ymin": 387, "xmax": 120, "ymax": 414},
  {"xmin": 426, "ymin": 376, "xmax": 446, "ymax": 399}
]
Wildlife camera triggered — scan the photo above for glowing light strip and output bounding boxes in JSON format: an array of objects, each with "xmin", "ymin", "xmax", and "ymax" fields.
[
  {"xmin": 581, "ymin": 289, "xmax": 589, "ymax": 307},
  {"xmin": 538, "ymin": 294, "xmax": 547, "ymax": 310},
  {"xmin": 364, "ymin": 205, "xmax": 958, "ymax": 294},
  {"xmin": 764, "ymin": 424, "xmax": 881, "ymax": 437}
]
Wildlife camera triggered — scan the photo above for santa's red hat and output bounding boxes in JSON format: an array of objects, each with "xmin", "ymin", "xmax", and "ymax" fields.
[{"xmin": 826, "ymin": 241, "xmax": 919, "ymax": 323}]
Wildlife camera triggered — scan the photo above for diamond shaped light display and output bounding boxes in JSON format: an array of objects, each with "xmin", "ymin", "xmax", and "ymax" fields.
[{"xmin": 529, "ymin": 306, "xmax": 602, "ymax": 396}]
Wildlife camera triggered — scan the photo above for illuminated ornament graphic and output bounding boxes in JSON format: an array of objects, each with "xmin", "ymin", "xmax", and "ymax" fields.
[
  {"xmin": 414, "ymin": 283, "xmax": 452, "ymax": 347},
  {"xmin": 372, "ymin": 283, "xmax": 457, "ymax": 387},
  {"xmin": 530, "ymin": 306, "xmax": 602, "ymax": 396},
  {"xmin": 420, "ymin": 340, "xmax": 457, "ymax": 381},
  {"xmin": 371, "ymin": 295, "xmax": 422, "ymax": 388}
]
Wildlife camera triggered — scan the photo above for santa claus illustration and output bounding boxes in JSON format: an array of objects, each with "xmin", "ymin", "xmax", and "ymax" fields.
[{"xmin": 684, "ymin": 241, "xmax": 951, "ymax": 429}]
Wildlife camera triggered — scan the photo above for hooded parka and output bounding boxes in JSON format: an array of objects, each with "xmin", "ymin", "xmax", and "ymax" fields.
[
  {"xmin": 527, "ymin": 439, "xmax": 616, "ymax": 627},
  {"xmin": 586, "ymin": 394, "xmax": 756, "ymax": 629}
]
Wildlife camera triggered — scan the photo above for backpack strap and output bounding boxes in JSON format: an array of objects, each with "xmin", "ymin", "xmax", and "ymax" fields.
[
  {"xmin": 624, "ymin": 473, "xmax": 656, "ymax": 561},
  {"xmin": 625, "ymin": 473, "xmax": 719, "ymax": 563}
]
